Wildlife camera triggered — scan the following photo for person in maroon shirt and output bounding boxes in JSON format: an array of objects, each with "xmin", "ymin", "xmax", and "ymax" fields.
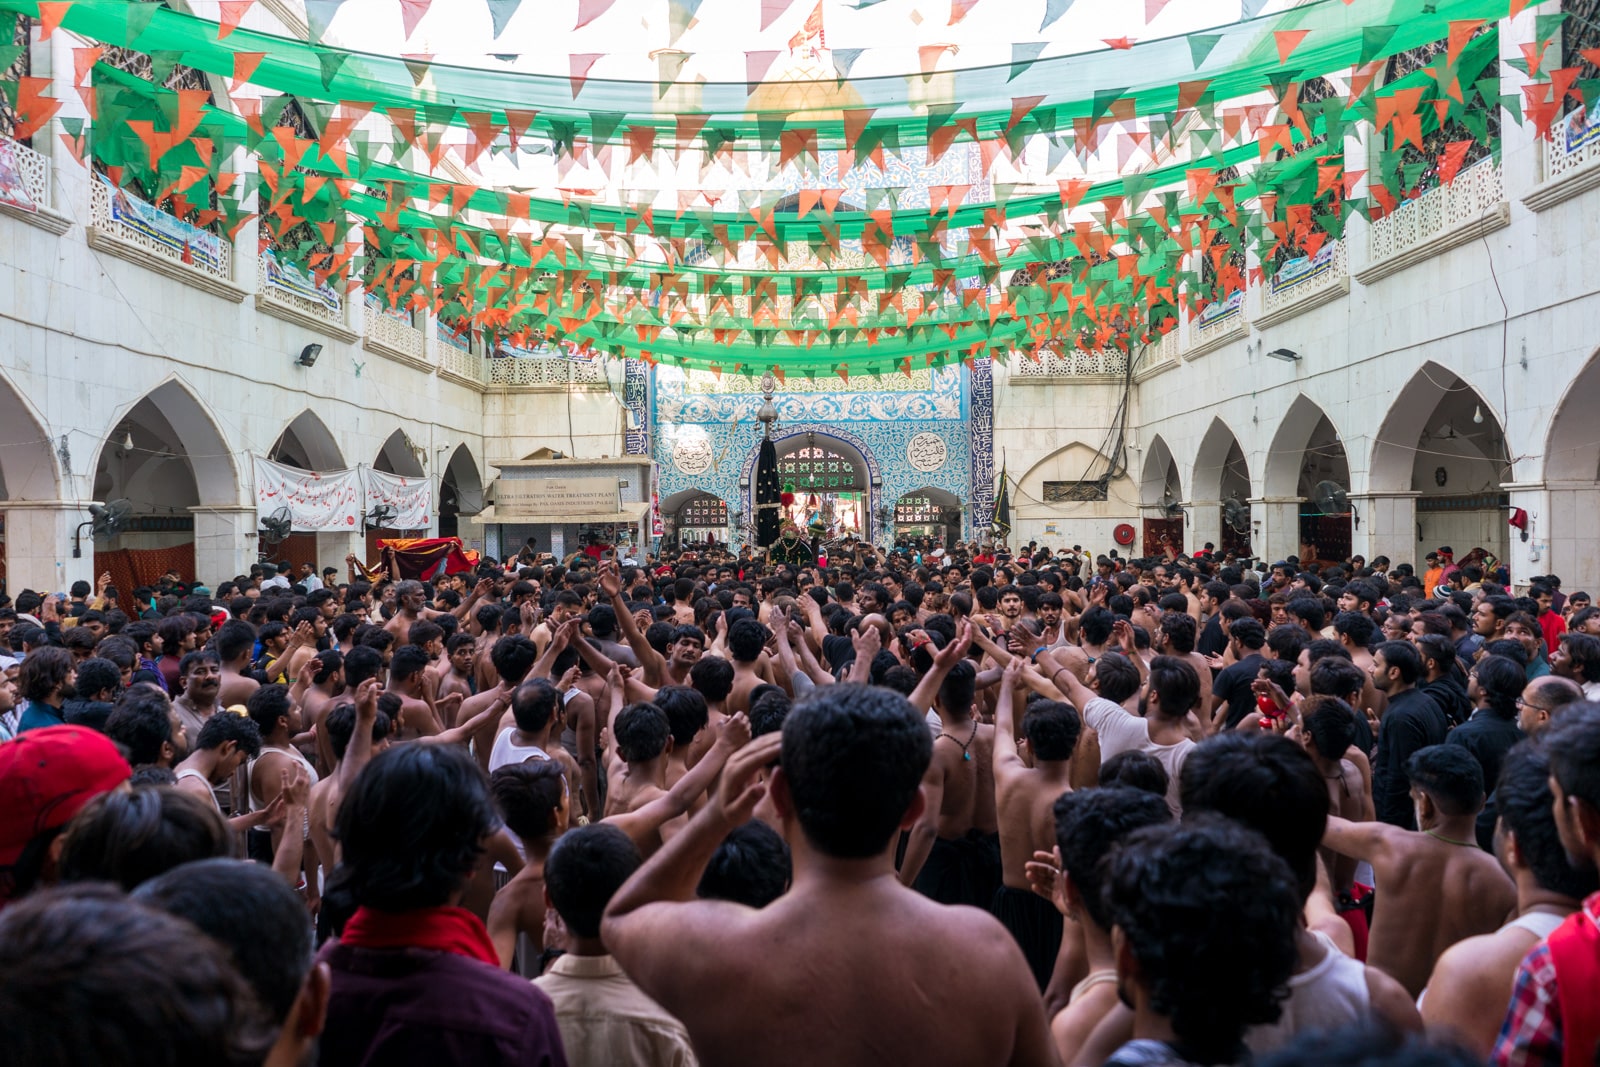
[{"xmin": 319, "ymin": 741, "xmax": 567, "ymax": 1067}]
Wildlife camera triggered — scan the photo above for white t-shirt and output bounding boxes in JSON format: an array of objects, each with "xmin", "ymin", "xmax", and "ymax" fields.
[
  {"xmin": 1082, "ymin": 696, "xmax": 1195, "ymax": 815},
  {"xmin": 489, "ymin": 727, "xmax": 551, "ymax": 773}
]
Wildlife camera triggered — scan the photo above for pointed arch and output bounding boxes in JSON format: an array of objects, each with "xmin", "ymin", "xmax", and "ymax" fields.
[
  {"xmin": 1370, "ymin": 363, "xmax": 1508, "ymax": 493},
  {"xmin": 441, "ymin": 444, "xmax": 485, "ymax": 515},
  {"xmin": 95, "ymin": 376, "xmax": 239, "ymax": 508},
  {"xmin": 1546, "ymin": 347, "xmax": 1600, "ymax": 482},
  {"xmin": 270, "ymin": 410, "xmax": 346, "ymax": 472},
  {"xmin": 1263, "ymin": 395, "xmax": 1349, "ymax": 500},
  {"xmin": 0, "ymin": 366, "xmax": 61, "ymax": 501},
  {"xmin": 373, "ymin": 428, "xmax": 425, "ymax": 478},
  {"xmin": 1140, "ymin": 435, "xmax": 1182, "ymax": 507},
  {"xmin": 1191, "ymin": 417, "xmax": 1252, "ymax": 504}
]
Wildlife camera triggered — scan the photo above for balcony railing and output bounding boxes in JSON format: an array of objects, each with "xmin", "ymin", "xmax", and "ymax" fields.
[
  {"xmin": 1135, "ymin": 329, "xmax": 1181, "ymax": 378},
  {"xmin": 1257, "ymin": 239, "xmax": 1349, "ymax": 328},
  {"xmin": 0, "ymin": 136, "xmax": 69, "ymax": 233},
  {"xmin": 87, "ymin": 176, "xmax": 244, "ymax": 299},
  {"xmin": 257, "ymin": 251, "xmax": 355, "ymax": 339},
  {"xmin": 1526, "ymin": 107, "xmax": 1600, "ymax": 210},
  {"xmin": 362, "ymin": 294, "xmax": 427, "ymax": 368},
  {"xmin": 486, "ymin": 355, "xmax": 608, "ymax": 388},
  {"xmin": 1009, "ymin": 347, "xmax": 1130, "ymax": 382},
  {"xmin": 1357, "ymin": 157, "xmax": 1507, "ymax": 283},
  {"xmin": 437, "ymin": 335, "xmax": 488, "ymax": 389},
  {"xmin": 1185, "ymin": 289, "xmax": 1247, "ymax": 359}
]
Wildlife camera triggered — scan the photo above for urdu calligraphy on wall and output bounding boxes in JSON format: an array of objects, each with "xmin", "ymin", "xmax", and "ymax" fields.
[{"xmin": 906, "ymin": 433, "xmax": 948, "ymax": 473}]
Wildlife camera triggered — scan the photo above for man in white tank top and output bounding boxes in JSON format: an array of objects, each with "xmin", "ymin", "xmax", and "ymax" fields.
[
  {"xmin": 1420, "ymin": 741, "xmax": 1598, "ymax": 1057},
  {"xmin": 244, "ymin": 685, "xmax": 321, "ymax": 846}
]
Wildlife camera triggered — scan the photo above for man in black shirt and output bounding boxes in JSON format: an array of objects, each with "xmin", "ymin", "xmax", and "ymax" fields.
[
  {"xmin": 1368, "ymin": 640, "xmax": 1448, "ymax": 829},
  {"xmin": 1210, "ymin": 618, "xmax": 1268, "ymax": 729},
  {"xmin": 1195, "ymin": 581, "xmax": 1232, "ymax": 658}
]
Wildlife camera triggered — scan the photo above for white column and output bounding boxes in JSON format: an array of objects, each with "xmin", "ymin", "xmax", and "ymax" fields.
[
  {"xmin": 4, "ymin": 502, "xmax": 95, "ymax": 594},
  {"xmin": 1188, "ymin": 499, "xmax": 1221, "ymax": 555},
  {"xmin": 1528, "ymin": 480, "xmax": 1600, "ymax": 596},
  {"xmin": 1350, "ymin": 491, "xmax": 1419, "ymax": 567},
  {"xmin": 316, "ymin": 531, "xmax": 366, "ymax": 574},
  {"xmin": 190, "ymin": 506, "xmax": 260, "ymax": 585},
  {"xmin": 1250, "ymin": 496, "xmax": 1302, "ymax": 563}
]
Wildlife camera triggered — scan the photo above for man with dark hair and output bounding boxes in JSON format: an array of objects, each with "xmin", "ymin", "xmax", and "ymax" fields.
[
  {"xmin": 61, "ymin": 655, "xmax": 119, "ymax": 732},
  {"xmin": 105, "ymin": 685, "xmax": 181, "ymax": 767},
  {"xmin": 1100, "ymin": 817, "xmax": 1301, "ymax": 1067},
  {"xmin": 174, "ymin": 711, "xmax": 263, "ymax": 818},
  {"xmin": 991, "ymin": 661, "xmax": 1081, "ymax": 989},
  {"xmin": 900, "ymin": 624, "xmax": 1000, "ymax": 907},
  {"xmin": 0, "ymin": 884, "xmax": 276, "ymax": 1065},
  {"xmin": 1324, "ymin": 745, "xmax": 1517, "ymax": 997},
  {"xmin": 320, "ymin": 744, "xmax": 567, "ymax": 1064},
  {"xmin": 1210, "ymin": 616, "xmax": 1268, "ymax": 729},
  {"xmin": 1550, "ymin": 631, "xmax": 1600, "ymax": 700},
  {"xmin": 1492, "ymin": 705, "xmax": 1600, "ymax": 1067},
  {"xmin": 171, "ymin": 649, "xmax": 223, "ymax": 763},
  {"xmin": 135, "ymin": 856, "xmax": 329, "ymax": 1066},
  {"xmin": 604, "ymin": 684, "xmax": 1053, "ymax": 1066},
  {"xmin": 725, "ymin": 617, "xmax": 771, "ymax": 715},
  {"xmin": 16, "ymin": 647, "xmax": 75, "ymax": 734},
  {"xmin": 535, "ymin": 824, "xmax": 695, "ymax": 1064},
  {"xmin": 604, "ymin": 703, "xmax": 674, "ymax": 819},
  {"xmin": 1046, "ymin": 786, "xmax": 1173, "ymax": 1065},
  {"xmin": 1450, "ymin": 655, "xmax": 1526, "ymax": 809},
  {"xmin": 1179, "ymin": 732, "xmax": 1421, "ymax": 1051},
  {"xmin": 1370, "ymin": 640, "xmax": 1449, "ymax": 830},
  {"xmin": 1424, "ymin": 741, "xmax": 1599, "ymax": 1058},
  {"xmin": 697, "ymin": 820, "xmax": 791, "ymax": 909}
]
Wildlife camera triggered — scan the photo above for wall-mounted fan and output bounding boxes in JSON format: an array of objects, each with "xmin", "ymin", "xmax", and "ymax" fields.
[
  {"xmin": 72, "ymin": 499, "xmax": 132, "ymax": 558},
  {"xmin": 259, "ymin": 506, "xmax": 293, "ymax": 547},
  {"xmin": 1311, "ymin": 480, "xmax": 1349, "ymax": 516},
  {"xmin": 364, "ymin": 503, "xmax": 398, "ymax": 530},
  {"xmin": 1223, "ymin": 497, "xmax": 1251, "ymax": 532}
]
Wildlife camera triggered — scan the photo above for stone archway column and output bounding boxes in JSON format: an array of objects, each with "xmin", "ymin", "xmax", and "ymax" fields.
[
  {"xmin": 1187, "ymin": 499, "xmax": 1221, "ymax": 555},
  {"xmin": 1350, "ymin": 491, "xmax": 1419, "ymax": 568},
  {"xmin": 1509, "ymin": 480, "xmax": 1600, "ymax": 596},
  {"xmin": 4, "ymin": 501, "xmax": 96, "ymax": 594},
  {"xmin": 191, "ymin": 506, "xmax": 261, "ymax": 586},
  {"xmin": 317, "ymin": 530, "xmax": 367, "ymax": 575},
  {"xmin": 1249, "ymin": 496, "xmax": 1302, "ymax": 564}
]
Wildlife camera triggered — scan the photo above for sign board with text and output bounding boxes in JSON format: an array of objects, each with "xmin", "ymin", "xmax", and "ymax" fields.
[{"xmin": 494, "ymin": 477, "xmax": 619, "ymax": 520}]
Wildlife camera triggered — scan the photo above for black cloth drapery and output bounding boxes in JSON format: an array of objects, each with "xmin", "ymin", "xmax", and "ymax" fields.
[{"xmin": 755, "ymin": 436, "xmax": 782, "ymax": 547}]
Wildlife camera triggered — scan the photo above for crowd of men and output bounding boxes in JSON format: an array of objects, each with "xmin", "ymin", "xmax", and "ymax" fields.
[{"xmin": 2, "ymin": 538, "xmax": 1599, "ymax": 1067}]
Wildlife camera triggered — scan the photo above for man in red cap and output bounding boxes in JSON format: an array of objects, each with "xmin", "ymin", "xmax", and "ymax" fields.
[{"xmin": 0, "ymin": 725, "xmax": 132, "ymax": 905}]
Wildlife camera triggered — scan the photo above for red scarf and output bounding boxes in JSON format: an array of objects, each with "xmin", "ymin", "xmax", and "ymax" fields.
[{"xmin": 340, "ymin": 905, "xmax": 500, "ymax": 966}]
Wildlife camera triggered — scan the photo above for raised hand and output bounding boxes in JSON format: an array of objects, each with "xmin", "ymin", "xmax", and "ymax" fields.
[
  {"xmin": 712, "ymin": 732, "xmax": 782, "ymax": 826},
  {"xmin": 850, "ymin": 622, "xmax": 882, "ymax": 661},
  {"xmin": 556, "ymin": 665, "xmax": 580, "ymax": 692},
  {"xmin": 713, "ymin": 711, "xmax": 753, "ymax": 752},
  {"xmin": 356, "ymin": 677, "xmax": 381, "ymax": 723},
  {"xmin": 597, "ymin": 561, "xmax": 623, "ymax": 599},
  {"xmin": 932, "ymin": 617, "xmax": 973, "ymax": 670},
  {"xmin": 295, "ymin": 657, "xmax": 318, "ymax": 690}
]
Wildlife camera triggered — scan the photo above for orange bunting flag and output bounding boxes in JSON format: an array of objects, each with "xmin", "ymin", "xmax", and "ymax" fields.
[
  {"xmin": 219, "ymin": 0, "xmax": 255, "ymax": 39},
  {"xmin": 35, "ymin": 2, "xmax": 72, "ymax": 39},
  {"xmin": 1273, "ymin": 29, "xmax": 1309, "ymax": 64},
  {"xmin": 1102, "ymin": 37, "xmax": 1136, "ymax": 50},
  {"xmin": 1446, "ymin": 19, "xmax": 1483, "ymax": 65}
]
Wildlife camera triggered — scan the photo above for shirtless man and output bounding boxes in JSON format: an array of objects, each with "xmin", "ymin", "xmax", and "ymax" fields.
[
  {"xmin": 603, "ymin": 684, "xmax": 1055, "ymax": 1067},
  {"xmin": 385, "ymin": 645, "xmax": 448, "ymax": 740},
  {"xmin": 382, "ymin": 580, "xmax": 443, "ymax": 648},
  {"xmin": 532, "ymin": 592, "xmax": 582, "ymax": 658},
  {"xmin": 308, "ymin": 697, "xmax": 393, "ymax": 874},
  {"xmin": 1296, "ymin": 695, "xmax": 1376, "ymax": 956},
  {"xmin": 1421, "ymin": 740, "xmax": 1597, "ymax": 1056},
  {"xmin": 992, "ymin": 659, "xmax": 1080, "ymax": 991},
  {"xmin": 686, "ymin": 656, "xmax": 734, "ymax": 767},
  {"xmin": 457, "ymin": 635, "xmax": 540, "ymax": 771},
  {"xmin": 596, "ymin": 562, "xmax": 703, "ymax": 688},
  {"xmin": 602, "ymin": 700, "xmax": 674, "ymax": 819},
  {"xmin": 214, "ymin": 620, "xmax": 261, "ymax": 707},
  {"xmin": 724, "ymin": 617, "xmax": 772, "ymax": 715},
  {"xmin": 1323, "ymin": 743, "xmax": 1517, "ymax": 997},
  {"xmin": 437, "ymin": 633, "xmax": 477, "ymax": 707},
  {"xmin": 485, "ymin": 760, "xmax": 568, "ymax": 971},
  {"xmin": 900, "ymin": 621, "xmax": 1000, "ymax": 908}
]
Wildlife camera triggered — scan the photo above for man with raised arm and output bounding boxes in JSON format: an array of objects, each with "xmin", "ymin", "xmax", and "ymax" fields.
[
  {"xmin": 603, "ymin": 684, "xmax": 1054, "ymax": 1067},
  {"xmin": 991, "ymin": 657, "xmax": 1080, "ymax": 991}
]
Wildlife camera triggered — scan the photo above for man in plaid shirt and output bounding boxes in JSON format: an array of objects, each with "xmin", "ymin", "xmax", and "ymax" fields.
[{"xmin": 1493, "ymin": 707, "xmax": 1600, "ymax": 1067}]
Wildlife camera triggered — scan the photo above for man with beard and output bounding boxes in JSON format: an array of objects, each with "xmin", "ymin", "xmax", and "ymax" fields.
[
  {"xmin": 382, "ymin": 580, "xmax": 442, "ymax": 648},
  {"xmin": 16, "ymin": 648, "xmax": 76, "ymax": 734},
  {"xmin": 1369, "ymin": 641, "xmax": 1448, "ymax": 830}
]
